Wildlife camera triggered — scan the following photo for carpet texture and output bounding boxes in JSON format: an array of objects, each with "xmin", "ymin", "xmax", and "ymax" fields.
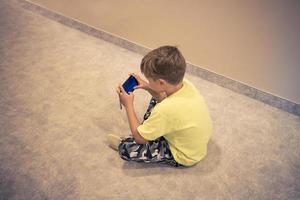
[{"xmin": 0, "ymin": 1, "xmax": 300, "ymax": 199}]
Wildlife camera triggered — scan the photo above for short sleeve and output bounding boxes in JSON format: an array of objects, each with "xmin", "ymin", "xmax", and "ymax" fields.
[{"xmin": 137, "ymin": 107, "xmax": 172, "ymax": 141}]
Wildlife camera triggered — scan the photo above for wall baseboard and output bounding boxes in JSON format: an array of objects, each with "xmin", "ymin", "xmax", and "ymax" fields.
[{"xmin": 20, "ymin": 0, "xmax": 300, "ymax": 117}]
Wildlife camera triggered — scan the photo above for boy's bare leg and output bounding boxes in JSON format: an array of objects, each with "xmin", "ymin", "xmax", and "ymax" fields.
[
  {"xmin": 107, "ymin": 134, "xmax": 122, "ymax": 151},
  {"xmin": 108, "ymin": 97, "xmax": 156, "ymax": 151}
]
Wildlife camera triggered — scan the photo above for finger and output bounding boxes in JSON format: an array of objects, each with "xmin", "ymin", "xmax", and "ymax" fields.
[
  {"xmin": 116, "ymin": 92, "xmax": 121, "ymax": 100},
  {"xmin": 117, "ymin": 84, "xmax": 122, "ymax": 90},
  {"xmin": 117, "ymin": 84, "xmax": 123, "ymax": 92},
  {"xmin": 129, "ymin": 72, "xmax": 137, "ymax": 76},
  {"xmin": 129, "ymin": 73, "xmax": 140, "ymax": 80},
  {"xmin": 116, "ymin": 86, "xmax": 121, "ymax": 94},
  {"xmin": 119, "ymin": 84, "xmax": 126, "ymax": 93},
  {"xmin": 134, "ymin": 85, "xmax": 141, "ymax": 89},
  {"xmin": 128, "ymin": 92, "xmax": 134, "ymax": 97},
  {"xmin": 117, "ymin": 84, "xmax": 124, "ymax": 95}
]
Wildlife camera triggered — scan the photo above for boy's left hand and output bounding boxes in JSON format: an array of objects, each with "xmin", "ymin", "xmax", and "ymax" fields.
[{"xmin": 116, "ymin": 84, "xmax": 134, "ymax": 108}]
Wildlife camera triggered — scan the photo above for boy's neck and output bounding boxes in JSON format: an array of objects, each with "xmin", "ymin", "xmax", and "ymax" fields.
[{"xmin": 165, "ymin": 81, "xmax": 183, "ymax": 97}]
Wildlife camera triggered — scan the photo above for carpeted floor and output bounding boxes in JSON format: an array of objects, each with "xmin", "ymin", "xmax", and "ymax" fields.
[{"xmin": 0, "ymin": 1, "xmax": 300, "ymax": 199}]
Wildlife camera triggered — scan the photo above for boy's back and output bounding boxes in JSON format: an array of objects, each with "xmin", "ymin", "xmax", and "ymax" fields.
[{"xmin": 138, "ymin": 79, "xmax": 212, "ymax": 166}]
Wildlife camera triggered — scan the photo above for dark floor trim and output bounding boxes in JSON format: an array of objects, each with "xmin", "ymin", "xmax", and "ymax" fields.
[{"xmin": 19, "ymin": 0, "xmax": 300, "ymax": 117}]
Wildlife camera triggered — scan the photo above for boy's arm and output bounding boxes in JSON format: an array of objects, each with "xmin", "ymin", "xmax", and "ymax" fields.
[
  {"xmin": 125, "ymin": 103, "xmax": 148, "ymax": 144},
  {"xmin": 130, "ymin": 73, "xmax": 167, "ymax": 103},
  {"xmin": 117, "ymin": 84, "xmax": 148, "ymax": 144}
]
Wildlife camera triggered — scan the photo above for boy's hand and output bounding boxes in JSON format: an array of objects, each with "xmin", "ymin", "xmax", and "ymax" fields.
[
  {"xmin": 129, "ymin": 73, "xmax": 149, "ymax": 91},
  {"xmin": 117, "ymin": 84, "xmax": 134, "ymax": 109},
  {"xmin": 129, "ymin": 73, "xmax": 167, "ymax": 103}
]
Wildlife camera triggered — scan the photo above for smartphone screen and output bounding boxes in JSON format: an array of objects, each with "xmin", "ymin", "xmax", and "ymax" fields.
[{"xmin": 122, "ymin": 75, "xmax": 138, "ymax": 93}]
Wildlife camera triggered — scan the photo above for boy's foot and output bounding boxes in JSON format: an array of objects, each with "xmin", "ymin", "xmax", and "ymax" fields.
[{"xmin": 107, "ymin": 134, "xmax": 122, "ymax": 151}]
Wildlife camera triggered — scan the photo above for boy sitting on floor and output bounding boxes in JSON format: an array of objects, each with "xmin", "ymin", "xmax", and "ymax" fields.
[{"xmin": 108, "ymin": 45, "xmax": 212, "ymax": 167}]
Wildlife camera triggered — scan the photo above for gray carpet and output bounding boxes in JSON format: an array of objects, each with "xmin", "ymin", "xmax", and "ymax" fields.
[{"xmin": 0, "ymin": 1, "xmax": 300, "ymax": 199}]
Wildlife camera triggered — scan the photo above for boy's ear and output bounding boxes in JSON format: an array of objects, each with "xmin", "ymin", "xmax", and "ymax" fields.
[{"xmin": 158, "ymin": 79, "xmax": 167, "ymax": 86}]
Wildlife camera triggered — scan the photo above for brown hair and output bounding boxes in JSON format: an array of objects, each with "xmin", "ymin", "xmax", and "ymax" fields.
[{"xmin": 140, "ymin": 45, "xmax": 186, "ymax": 84}]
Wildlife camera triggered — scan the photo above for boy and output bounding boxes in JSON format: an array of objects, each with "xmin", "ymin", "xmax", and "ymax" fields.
[{"xmin": 108, "ymin": 45, "xmax": 212, "ymax": 167}]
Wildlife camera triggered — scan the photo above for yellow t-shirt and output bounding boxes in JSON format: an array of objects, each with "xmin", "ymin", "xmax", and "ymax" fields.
[{"xmin": 137, "ymin": 79, "xmax": 212, "ymax": 166}]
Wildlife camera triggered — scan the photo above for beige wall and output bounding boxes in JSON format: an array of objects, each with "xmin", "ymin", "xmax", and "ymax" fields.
[{"xmin": 32, "ymin": 0, "xmax": 300, "ymax": 104}]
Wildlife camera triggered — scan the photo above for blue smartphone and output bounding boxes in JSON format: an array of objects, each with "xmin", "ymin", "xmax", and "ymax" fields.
[{"xmin": 122, "ymin": 75, "xmax": 139, "ymax": 93}]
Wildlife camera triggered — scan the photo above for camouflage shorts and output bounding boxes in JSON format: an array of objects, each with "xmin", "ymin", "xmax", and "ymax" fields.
[{"xmin": 118, "ymin": 98, "xmax": 182, "ymax": 167}]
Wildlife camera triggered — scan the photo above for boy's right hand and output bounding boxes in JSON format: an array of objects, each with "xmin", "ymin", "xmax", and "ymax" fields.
[{"xmin": 130, "ymin": 73, "xmax": 150, "ymax": 91}]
